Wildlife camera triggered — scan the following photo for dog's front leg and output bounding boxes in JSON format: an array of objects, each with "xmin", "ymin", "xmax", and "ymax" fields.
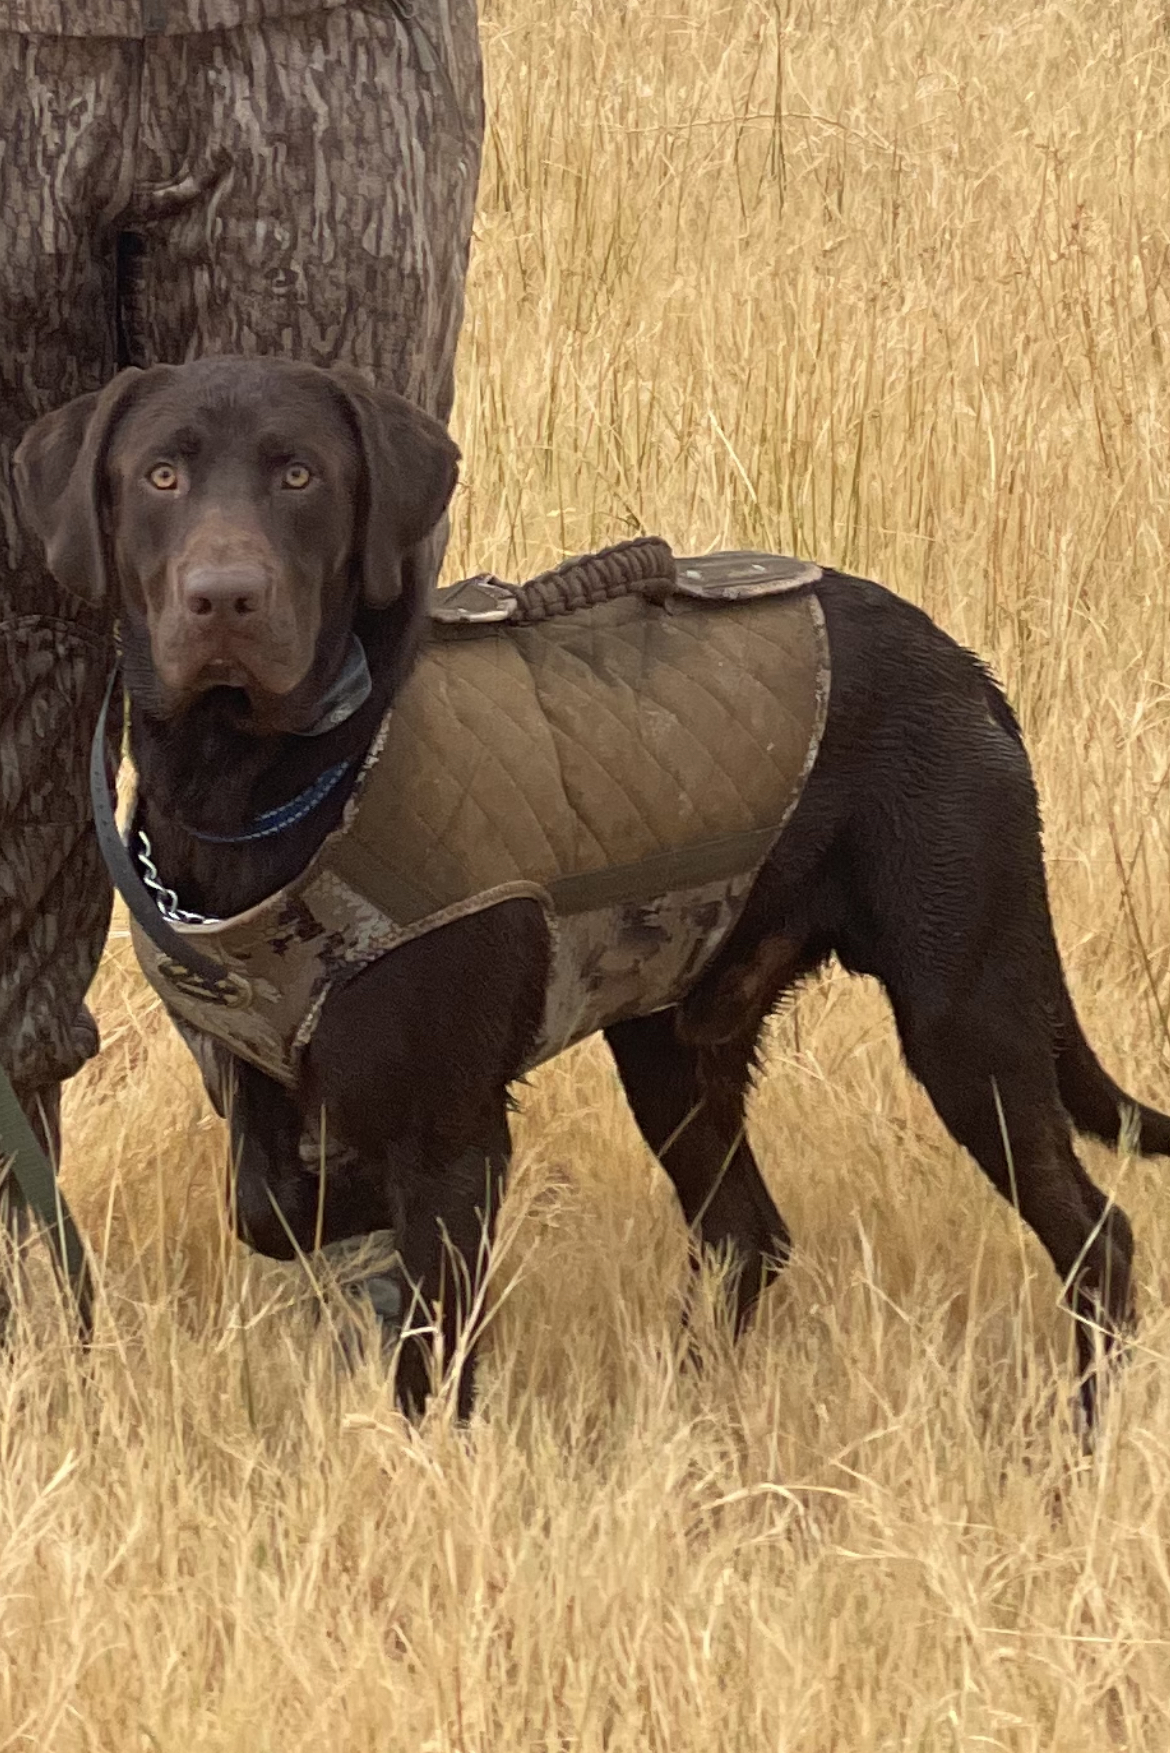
[
  {"xmin": 169, "ymin": 1022, "xmax": 349, "ymax": 1256},
  {"xmin": 225, "ymin": 1058, "xmax": 383, "ymax": 1256},
  {"xmin": 303, "ymin": 897, "xmax": 550, "ymax": 1417},
  {"xmin": 226, "ymin": 1060, "xmax": 408, "ymax": 1354},
  {"xmin": 388, "ymin": 1111, "xmax": 512, "ymax": 1421}
]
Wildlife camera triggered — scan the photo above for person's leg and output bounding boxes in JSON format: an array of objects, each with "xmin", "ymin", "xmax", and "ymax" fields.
[
  {"xmin": 128, "ymin": 1, "xmax": 483, "ymax": 419},
  {"xmin": 0, "ymin": 33, "xmax": 137, "ymax": 1156},
  {"xmin": 118, "ymin": 4, "xmax": 482, "ymax": 1333}
]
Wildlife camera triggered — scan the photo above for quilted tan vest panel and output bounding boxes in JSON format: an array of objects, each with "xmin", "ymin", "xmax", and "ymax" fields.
[{"xmin": 131, "ymin": 583, "xmax": 830, "ymax": 1086}]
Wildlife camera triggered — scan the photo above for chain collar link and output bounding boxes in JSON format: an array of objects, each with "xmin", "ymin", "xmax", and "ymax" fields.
[{"xmin": 136, "ymin": 831, "xmax": 220, "ymax": 926}]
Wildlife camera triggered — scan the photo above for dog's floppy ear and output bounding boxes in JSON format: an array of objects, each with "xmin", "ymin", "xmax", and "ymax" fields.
[
  {"xmin": 13, "ymin": 367, "xmax": 151, "ymax": 605},
  {"xmin": 329, "ymin": 367, "xmax": 460, "ymax": 607}
]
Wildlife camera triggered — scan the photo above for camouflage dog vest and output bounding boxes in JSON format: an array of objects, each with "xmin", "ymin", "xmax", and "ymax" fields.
[{"xmin": 130, "ymin": 541, "xmax": 831, "ymax": 1088}]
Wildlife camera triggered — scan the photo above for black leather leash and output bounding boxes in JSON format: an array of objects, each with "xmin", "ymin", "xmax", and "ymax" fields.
[{"xmin": 89, "ymin": 670, "xmax": 249, "ymax": 1006}]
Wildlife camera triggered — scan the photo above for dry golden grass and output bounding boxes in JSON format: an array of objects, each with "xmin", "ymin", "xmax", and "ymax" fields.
[{"xmin": 6, "ymin": 0, "xmax": 1170, "ymax": 1744}]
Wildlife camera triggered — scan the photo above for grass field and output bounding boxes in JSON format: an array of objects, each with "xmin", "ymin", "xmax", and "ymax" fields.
[{"xmin": 7, "ymin": 0, "xmax": 1170, "ymax": 1744}]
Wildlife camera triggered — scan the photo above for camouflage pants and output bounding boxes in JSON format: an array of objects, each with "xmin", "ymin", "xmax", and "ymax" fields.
[{"xmin": 0, "ymin": 2, "xmax": 483, "ymax": 1135}]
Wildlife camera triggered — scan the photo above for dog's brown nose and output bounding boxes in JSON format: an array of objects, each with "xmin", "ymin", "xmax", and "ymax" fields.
[{"xmin": 182, "ymin": 564, "xmax": 270, "ymax": 621}]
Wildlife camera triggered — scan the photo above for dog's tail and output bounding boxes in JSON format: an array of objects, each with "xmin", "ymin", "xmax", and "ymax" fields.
[
  {"xmin": 974, "ymin": 662, "xmax": 1170, "ymax": 1158},
  {"xmin": 1055, "ymin": 988, "xmax": 1170, "ymax": 1156}
]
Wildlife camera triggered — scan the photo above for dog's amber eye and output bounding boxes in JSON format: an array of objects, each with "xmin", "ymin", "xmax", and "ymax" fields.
[
  {"xmin": 283, "ymin": 463, "xmax": 312, "ymax": 490},
  {"xmin": 148, "ymin": 463, "xmax": 179, "ymax": 491}
]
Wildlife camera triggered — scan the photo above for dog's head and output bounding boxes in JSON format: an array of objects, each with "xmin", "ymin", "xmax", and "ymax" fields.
[{"xmin": 14, "ymin": 357, "xmax": 459, "ymax": 730}]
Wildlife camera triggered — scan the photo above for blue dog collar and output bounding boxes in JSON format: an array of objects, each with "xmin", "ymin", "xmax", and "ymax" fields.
[{"xmin": 188, "ymin": 757, "xmax": 356, "ymax": 845}]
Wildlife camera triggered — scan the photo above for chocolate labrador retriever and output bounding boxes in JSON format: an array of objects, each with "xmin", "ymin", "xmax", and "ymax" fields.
[{"xmin": 15, "ymin": 358, "xmax": 1170, "ymax": 1423}]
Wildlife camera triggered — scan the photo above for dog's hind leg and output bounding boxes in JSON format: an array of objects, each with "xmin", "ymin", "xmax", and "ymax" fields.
[
  {"xmin": 886, "ymin": 970, "xmax": 1134, "ymax": 1424},
  {"xmin": 604, "ymin": 1008, "xmax": 790, "ymax": 1332}
]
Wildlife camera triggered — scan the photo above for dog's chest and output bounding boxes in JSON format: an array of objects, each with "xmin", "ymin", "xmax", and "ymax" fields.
[{"xmin": 130, "ymin": 576, "xmax": 830, "ymax": 1086}]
